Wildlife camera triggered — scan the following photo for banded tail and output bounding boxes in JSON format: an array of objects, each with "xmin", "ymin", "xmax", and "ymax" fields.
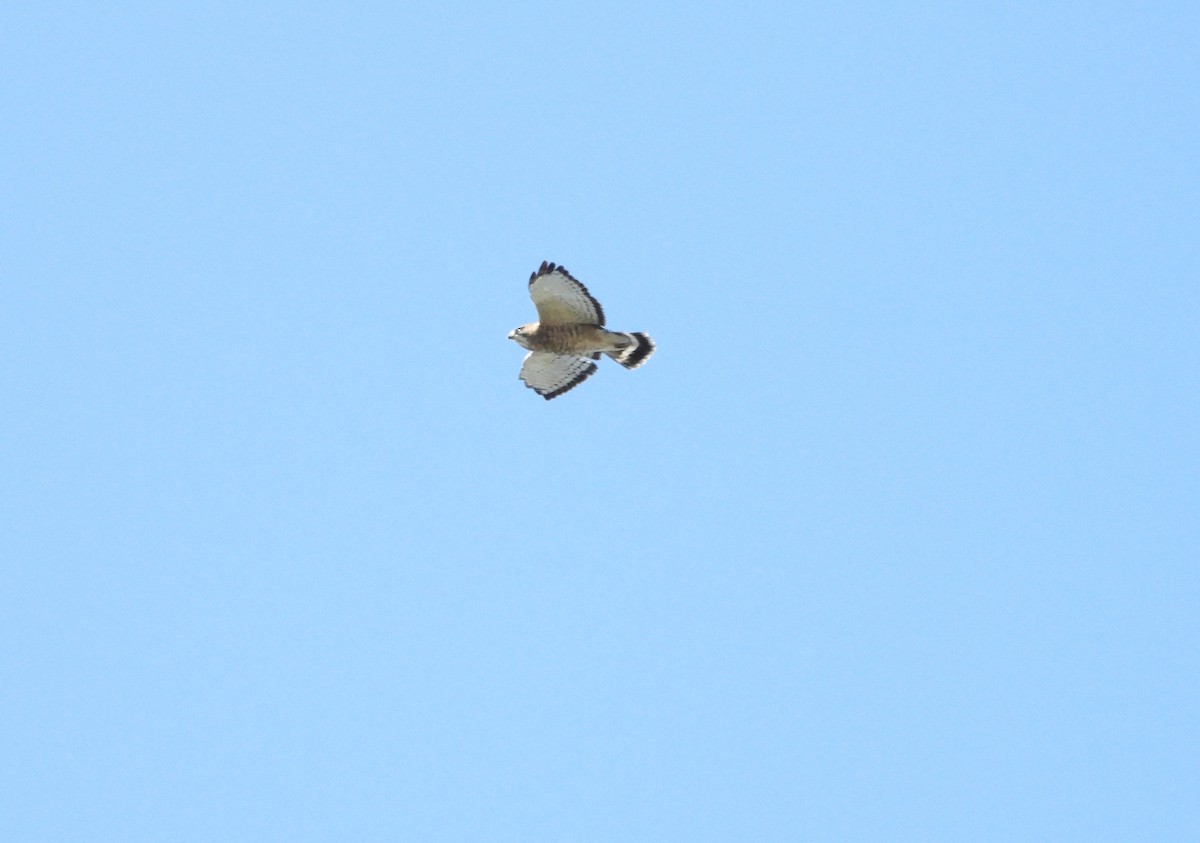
[{"xmin": 607, "ymin": 332, "xmax": 656, "ymax": 370}]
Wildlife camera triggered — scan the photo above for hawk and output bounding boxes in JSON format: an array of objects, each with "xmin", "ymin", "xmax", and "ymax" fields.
[{"xmin": 508, "ymin": 261, "xmax": 655, "ymax": 399}]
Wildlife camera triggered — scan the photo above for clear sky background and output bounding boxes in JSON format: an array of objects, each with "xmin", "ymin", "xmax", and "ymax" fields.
[{"xmin": 3, "ymin": 2, "xmax": 1197, "ymax": 840}]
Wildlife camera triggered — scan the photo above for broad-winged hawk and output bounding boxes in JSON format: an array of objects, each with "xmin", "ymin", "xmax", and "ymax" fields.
[{"xmin": 508, "ymin": 261, "xmax": 655, "ymax": 400}]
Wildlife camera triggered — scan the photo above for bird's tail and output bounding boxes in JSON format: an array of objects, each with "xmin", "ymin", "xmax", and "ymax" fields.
[{"xmin": 606, "ymin": 332, "xmax": 656, "ymax": 369}]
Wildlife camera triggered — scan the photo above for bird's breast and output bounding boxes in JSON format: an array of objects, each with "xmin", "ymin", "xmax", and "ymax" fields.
[{"xmin": 531, "ymin": 324, "xmax": 610, "ymax": 355}]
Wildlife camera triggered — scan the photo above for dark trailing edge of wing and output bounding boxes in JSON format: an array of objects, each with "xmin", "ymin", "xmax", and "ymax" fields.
[
  {"xmin": 522, "ymin": 360, "xmax": 598, "ymax": 400},
  {"xmin": 528, "ymin": 260, "xmax": 606, "ymax": 327}
]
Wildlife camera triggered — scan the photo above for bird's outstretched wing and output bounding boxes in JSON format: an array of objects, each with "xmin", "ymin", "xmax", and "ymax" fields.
[
  {"xmin": 528, "ymin": 261, "xmax": 605, "ymax": 326},
  {"xmin": 518, "ymin": 351, "xmax": 598, "ymax": 400}
]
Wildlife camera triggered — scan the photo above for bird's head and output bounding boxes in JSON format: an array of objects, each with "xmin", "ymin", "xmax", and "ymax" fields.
[{"xmin": 508, "ymin": 324, "xmax": 535, "ymax": 350}]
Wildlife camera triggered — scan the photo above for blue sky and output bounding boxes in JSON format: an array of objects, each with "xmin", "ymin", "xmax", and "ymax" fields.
[{"xmin": 2, "ymin": 2, "xmax": 1197, "ymax": 839}]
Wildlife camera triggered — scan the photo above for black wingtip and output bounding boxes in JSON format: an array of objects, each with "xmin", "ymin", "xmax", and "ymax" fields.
[{"xmin": 530, "ymin": 260, "xmax": 569, "ymax": 285}]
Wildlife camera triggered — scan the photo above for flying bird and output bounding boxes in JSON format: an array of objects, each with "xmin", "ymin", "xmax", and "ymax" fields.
[{"xmin": 508, "ymin": 261, "xmax": 655, "ymax": 400}]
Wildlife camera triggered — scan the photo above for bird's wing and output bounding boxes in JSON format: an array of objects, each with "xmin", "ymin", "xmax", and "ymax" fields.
[
  {"xmin": 528, "ymin": 261, "xmax": 605, "ymax": 326},
  {"xmin": 518, "ymin": 351, "xmax": 598, "ymax": 400}
]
